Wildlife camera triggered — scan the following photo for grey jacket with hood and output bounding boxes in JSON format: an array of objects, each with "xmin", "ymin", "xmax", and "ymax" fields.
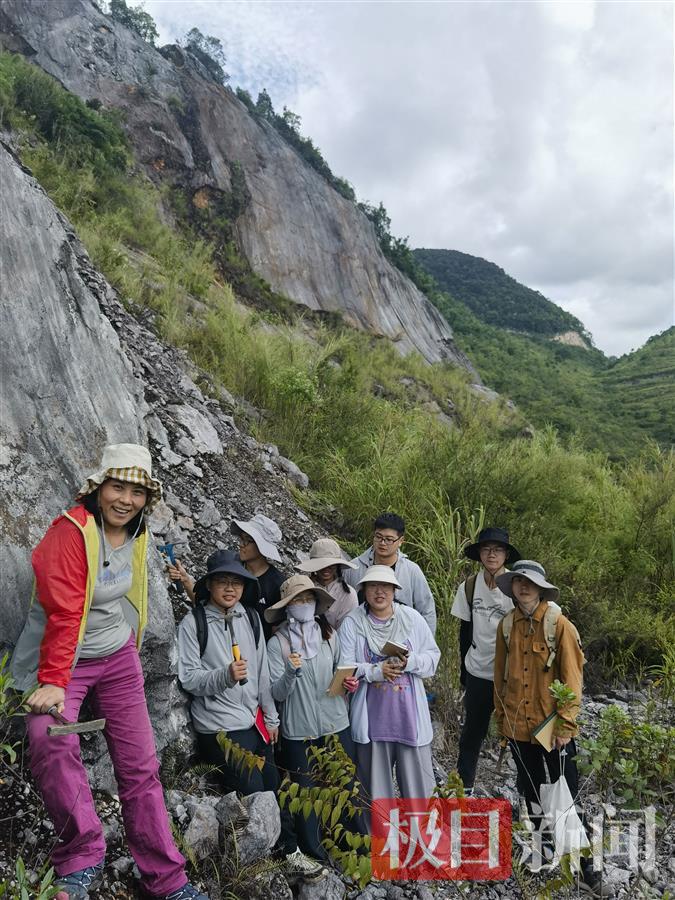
[
  {"xmin": 344, "ymin": 547, "xmax": 437, "ymax": 634},
  {"xmin": 177, "ymin": 602, "xmax": 279, "ymax": 734}
]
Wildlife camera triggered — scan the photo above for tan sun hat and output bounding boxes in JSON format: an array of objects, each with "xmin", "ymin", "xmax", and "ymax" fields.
[
  {"xmin": 264, "ymin": 573, "xmax": 334, "ymax": 624},
  {"xmin": 76, "ymin": 443, "xmax": 162, "ymax": 513},
  {"xmin": 357, "ymin": 565, "xmax": 402, "ymax": 590},
  {"xmin": 296, "ymin": 538, "xmax": 357, "ymax": 574},
  {"xmin": 496, "ymin": 560, "xmax": 560, "ymax": 603}
]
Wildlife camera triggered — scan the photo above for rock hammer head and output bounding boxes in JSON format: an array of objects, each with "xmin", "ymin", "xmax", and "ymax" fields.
[{"xmin": 46, "ymin": 706, "xmax": 106, "ymax": 737}]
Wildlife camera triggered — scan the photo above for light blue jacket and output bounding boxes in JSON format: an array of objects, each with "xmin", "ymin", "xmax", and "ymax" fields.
[{"xmin": 344, "ymin": 548, "xmax": 437, "ymax": 634}]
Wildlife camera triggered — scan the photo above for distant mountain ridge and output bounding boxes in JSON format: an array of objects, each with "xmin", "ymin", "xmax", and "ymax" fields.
[{"xmin": 414, "ymin": 247, "xmax": 590, "ymax": 343}]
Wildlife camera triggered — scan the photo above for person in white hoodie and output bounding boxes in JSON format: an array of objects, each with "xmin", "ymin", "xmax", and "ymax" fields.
[
  {"xmin": 344, "ymin": 513, "xmax": 436, "ymax": 634},
  {"xmin": 339, "ymin": 566, "xmax": 440, "ymax": 813}
]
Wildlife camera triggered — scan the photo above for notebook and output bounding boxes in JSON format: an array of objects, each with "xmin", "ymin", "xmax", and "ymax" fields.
[{"xmin": 326, "ymin": 666, "xmax": 357, "ymax": 697}]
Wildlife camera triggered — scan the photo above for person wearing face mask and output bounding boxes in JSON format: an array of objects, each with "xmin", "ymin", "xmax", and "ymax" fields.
[
  {"xmin": 266, "ymin": 575, "xmax": 357, "ymax": 865},
  {"xmin": 11, "ymin": 444, "xmax": 206, "ymax": 900},
  {"xmin": 295, "ymin": 538, "xmax": 358, "ymax": 630},
  {"xmin": 493, "ymin": 562, "xmax": 604, "ymax": 895},
  {"xmin": 451, "ymin": 526, "xmax": 520, "ymax": 795},
  {"xmin": 339, "ymin": 566, "xmax": 440, "ymax": 814}
]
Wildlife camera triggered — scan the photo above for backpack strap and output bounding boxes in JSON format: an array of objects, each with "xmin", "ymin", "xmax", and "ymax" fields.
[
  {"xmin": 465, "ymin": 573, "xmax": 477, "ymax": 612},
  {"xmin": 500, "ymin": 609, "xmax": 515, "ymax": 683},
  {"xmin": 193, "ymin": 604, "xmax": 260, "ymax": 658}
]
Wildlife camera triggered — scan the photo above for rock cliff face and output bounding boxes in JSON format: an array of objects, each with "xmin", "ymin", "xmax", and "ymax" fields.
[
  {"xmin": 0, "ymin": 0, "xmax": 467, "ymax": 367},
  {"xmin": 0, "ymin": 139, "xmax": 322, "ymax": 786}
]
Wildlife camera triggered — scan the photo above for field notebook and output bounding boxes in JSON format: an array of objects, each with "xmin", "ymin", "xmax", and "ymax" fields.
[
  {"xmin": 327, "ymin": 666, "xmax": 357, "ymax": 697},
  {"xmin": 532, "ymin": 710, "xmax": 558, "ymax": 752}
]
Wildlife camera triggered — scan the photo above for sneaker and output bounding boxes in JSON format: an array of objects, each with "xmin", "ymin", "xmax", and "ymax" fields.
[
  {"xmin": 54, "ymin": 863, "xmax": 103, "ymax": 898},
  {"xmin": 284, "ymin": 848, "xmax": 326, "ymax": 880},
  {"xmin": 163, "ymin": 884, "xmax": 210, "ymax": 900}
]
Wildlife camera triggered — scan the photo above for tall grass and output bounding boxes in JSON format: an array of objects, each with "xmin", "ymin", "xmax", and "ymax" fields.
[{"xmin": 2, "ymin": 50, "xmax": 673, "ymax": 681}]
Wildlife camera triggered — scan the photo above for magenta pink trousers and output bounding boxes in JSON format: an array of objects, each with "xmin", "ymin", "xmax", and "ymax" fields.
[{"xmin": 27, "ymin": 636, "xmax": 186, "ymax": 896}]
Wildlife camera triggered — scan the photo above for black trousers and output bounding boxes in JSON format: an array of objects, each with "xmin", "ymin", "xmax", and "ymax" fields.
[
  {"xmin": 457, "ymin": 672, "xmax": 495, "ymax": 790},
  {"xmin": 509, "ymin": 739, "xmax": 580, "ymax": 830},
  {"xmin": 279, "ymin": 726, "xmax": 360, "ymax": 861},
  {"xmin": 195, "ymin": 728, "xmax": 297, "ymax": 855}
]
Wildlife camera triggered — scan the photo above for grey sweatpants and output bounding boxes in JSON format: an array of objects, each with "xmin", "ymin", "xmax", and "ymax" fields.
[{"xmin": 356, "ymin": 740, "xmax": 436, "ymax": 801}]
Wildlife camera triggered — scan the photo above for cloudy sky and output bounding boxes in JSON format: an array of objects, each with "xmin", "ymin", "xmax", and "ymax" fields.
[{"xmin": 145, "ymin": 0, "xmax": 673, "ymax": 356}]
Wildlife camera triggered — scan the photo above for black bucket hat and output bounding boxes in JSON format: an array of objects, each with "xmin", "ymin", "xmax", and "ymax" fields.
[
  {"xmin": 464, "ymin": 527, "xmax": 520, "ymax": 566},
  {"xmin": 194, "ymin": 549, "xmax": 260, "ymax": 606}
]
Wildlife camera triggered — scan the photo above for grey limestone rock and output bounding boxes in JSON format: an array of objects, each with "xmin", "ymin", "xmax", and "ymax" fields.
[
  {"xmin": 277, "ymin": 455, "xmax": 310, "ymax": 489},
  {"xmin": 182, "ymin": 801, "xmax": 220, "ymax": 860},
  {"xmin": 297, "ymin": 871, "xmax": 346, "ymax": 899},
  {"xmin": 0, "ymin": 0, "xmax": 474, "ymax": 369},
  {"xmin": 169, "ymin": 404, "xmax": 223, "ymax": 455}
]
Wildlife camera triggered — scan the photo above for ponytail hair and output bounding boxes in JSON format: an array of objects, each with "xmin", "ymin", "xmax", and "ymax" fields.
[{"xmin": 317, "ymin": 614, "xmax": 334, "ymax": 642}]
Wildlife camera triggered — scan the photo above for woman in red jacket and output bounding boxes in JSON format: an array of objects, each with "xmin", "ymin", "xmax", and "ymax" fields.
[{"xmin": 12, "ymin": 444, "xmax": 207, "ymax": 900}]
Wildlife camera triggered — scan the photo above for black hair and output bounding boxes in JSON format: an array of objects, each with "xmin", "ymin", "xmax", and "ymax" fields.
[
  {"xmin": 316, "ymin": 614, "xmax": 334, "ymax": 642},
  {"xmin": 373, "ymin": 512, "xmax": 405, "ymax": 535},
  {"xmin": 81, "ymin": 485, "xmax": 147, "ymax": 536},
  {"xmin": 339, "ymin": 574, "xmax": 350, "ymax": 592}
]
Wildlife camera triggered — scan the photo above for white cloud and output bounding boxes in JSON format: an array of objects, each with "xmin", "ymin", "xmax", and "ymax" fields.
[{"xmin": 145, "ymin": 0, "xmax": 674, "ymax": 355}]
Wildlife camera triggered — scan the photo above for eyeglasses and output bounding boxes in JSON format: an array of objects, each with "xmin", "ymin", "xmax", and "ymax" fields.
[
  {"xmin": 288, "ymin": 594, "xmax": 315, "ymax": 605},
  {"xmin": 237, "ymin": 535, "xmax": 253, "ymax": 547},
  {"xmin": 374, "ymin": 533, "xmax": 401, "ymax": 546},
  {"xmin": 480, "ymin": 545, "xmax": 507, "ymax": 556},
  {"xmin": 212, "ymin": 576, "xmax": 245, "ymax": 589}
]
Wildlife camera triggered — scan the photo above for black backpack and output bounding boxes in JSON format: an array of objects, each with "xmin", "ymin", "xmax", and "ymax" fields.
[{"xmin": 191, "ymin": 603, "xmax": 261, "ymax": 657}]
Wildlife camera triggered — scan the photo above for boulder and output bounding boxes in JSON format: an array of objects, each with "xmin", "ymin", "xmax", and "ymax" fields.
[{"xmin": 183, "ymin": 801, "xmax": 220, "ymax": 860}]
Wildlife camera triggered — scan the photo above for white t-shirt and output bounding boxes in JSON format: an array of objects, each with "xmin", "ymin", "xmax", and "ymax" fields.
[{"xmin": 450, "ymin": 569, "xmax": 513, "ymax": 681}]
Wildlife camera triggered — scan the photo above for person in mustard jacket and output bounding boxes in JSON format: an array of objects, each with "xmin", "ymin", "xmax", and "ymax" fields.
[
  {"xmin": 11, "ymin": 444, "xmax": 207, "ymax": 900},
  {"xmin": 494, "ymin": 560, "xmax": 605, "ymax": 895}
]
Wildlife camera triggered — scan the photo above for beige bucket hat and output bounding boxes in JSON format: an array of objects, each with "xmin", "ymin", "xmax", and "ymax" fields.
[
  {"xmin": 357, "ymin": 565, "xmax": 402, "ymax": 590},
  {"xmin": 264, "ymin": 573, "xmax": 334, "ymax": 624},
  {"xmin": 76, "ymin": 443, "xmax": 162, "ymax": 513},
  {"xmin": 296, "ymin": 538, "xmax": 357, "ymax": 574}
]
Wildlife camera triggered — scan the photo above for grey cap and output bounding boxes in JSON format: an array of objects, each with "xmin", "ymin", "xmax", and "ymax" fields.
[{"xmin": 496, "ymin": 560, "xmax": 560, "ymax": 603}]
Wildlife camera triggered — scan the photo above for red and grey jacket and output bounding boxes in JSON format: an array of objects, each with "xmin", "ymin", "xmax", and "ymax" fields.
[{"xmin": 11, "ymin": 505, "xmax": 148, "ymax": 691}]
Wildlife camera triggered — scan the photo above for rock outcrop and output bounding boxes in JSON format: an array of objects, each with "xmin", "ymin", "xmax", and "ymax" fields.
[
  {"xmin": 0, "ymin": 138, "xmax": 323, "ymax": 788},
  {"xmin": 0, "ymin": 0, "xmax": 468, "ymax": 367}
]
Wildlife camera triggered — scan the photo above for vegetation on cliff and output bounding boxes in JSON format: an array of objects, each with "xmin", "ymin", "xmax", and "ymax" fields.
[{"xmin": 1, "ymin": 51, "xmax": 673, "ymax": 686}]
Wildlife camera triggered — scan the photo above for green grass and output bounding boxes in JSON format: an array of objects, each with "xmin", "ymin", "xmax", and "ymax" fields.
[{"xmin": 1, "ymin": 50, "xmax": 673, "ymax": 680}]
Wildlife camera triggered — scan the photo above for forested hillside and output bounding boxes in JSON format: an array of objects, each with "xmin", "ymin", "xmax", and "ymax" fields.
[{"xmin": 414, "ymin": 247, "xmax": 589, "ymax": 339}]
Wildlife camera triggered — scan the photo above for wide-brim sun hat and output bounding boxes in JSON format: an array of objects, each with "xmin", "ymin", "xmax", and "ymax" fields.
[
  {"xmin": 264, "ymin": 573, "xmax": 333, "ymax": 624},
  {"xmin": 194, "ymin": 549, "xmax": 261, "ymax": 606},
  {"xmin": 496, "ymin": 560, "xmax": 560, "ymax": 604},
  {"xmin": 296, "ymin": 538, "xmax": 357, "ymax": 574},
  {"xmin": 357, "ymin": 565, "xmax": 402, "ymax": 590},
  {"xmin": 76, "ymin": 443, "xmax": 162, "ymax": 513},
  {"xmin": 464, "ymin": 526, "xmax": 520, "ymax": 566},
  {"xmin": 231, "ymin": 514, "xmax": 282, "ymax": 563}
]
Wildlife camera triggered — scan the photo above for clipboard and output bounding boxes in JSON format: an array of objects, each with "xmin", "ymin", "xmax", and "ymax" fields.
[
  {"xmin": 326, "ymin": 666, "xmax": 357, "ymax": 697},
  {"xmin": 532, "ymin": 710, "xmax": 558, "ymax": 751},
  {"xmin": 381, "ymin": 640, "xmax": 409, "ymax": 658}
]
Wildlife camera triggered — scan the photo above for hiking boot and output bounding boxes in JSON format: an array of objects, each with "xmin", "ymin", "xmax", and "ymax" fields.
[
  {"xmin": 163, "ymin": 884, "xmax": 210, "ymax": 900},
  {"xmin": 54, "ymin": 863, "xmax": 103, "ymax": 898},
  {"xmin": 284, "ymin": 848, "xmax": 326, "ymax": 880}
]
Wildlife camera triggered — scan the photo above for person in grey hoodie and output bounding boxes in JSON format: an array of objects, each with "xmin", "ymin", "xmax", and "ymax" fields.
[
  {"xmin": 266, "ymin": 574, "xmax": 359, "ymax": 863},
  {"xmin": 177, "ymin": 551, "xmax": 324, "ymax": 880},
  {"xmin": 344, "ymin": 512, "xmax": 436, "ymax": 634}
]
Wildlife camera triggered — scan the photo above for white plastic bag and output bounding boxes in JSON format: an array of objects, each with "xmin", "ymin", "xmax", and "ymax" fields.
[{"xmin": 539, "ymin": 774, "xmax": 590, "ymax": 861}]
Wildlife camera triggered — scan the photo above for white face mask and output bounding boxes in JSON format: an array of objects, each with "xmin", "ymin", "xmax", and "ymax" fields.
[{"xmin": 288, "ymin": 601, "xmax": 316, "ymax": 622}]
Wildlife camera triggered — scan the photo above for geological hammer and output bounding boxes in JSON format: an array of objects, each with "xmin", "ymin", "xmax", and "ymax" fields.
[
  {"xmin": 47, "ymin": 706, "xmax": 106, "ymax": 737},
  {"xmin": 224, "ymin": 612, "xmax": 248, "ymax": 686}
]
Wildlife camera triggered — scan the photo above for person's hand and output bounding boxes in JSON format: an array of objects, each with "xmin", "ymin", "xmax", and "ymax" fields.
[
  {"xmin": 288, "ymin": 652, "xmax": 303, "ymax": 670},
  {"xmin": 166, "ymin": 560, "xmax": 195, "ymax": 599},
  {"xmin": 554, "ymin": 735, "xmax": 571, "ymax": 750},
  {"xmin": 393, "ymin": 647, "xmax": 409, "ymax": 663},
  {"xmin": 343, "ymin": 676, "xmax": 359, "ymax": 694},
  {"xmin": 26, "ymin": 684, "xmax": 65, "ymax": 715},
  {"xmin": 267, "ymin": 725, "xmax": 279, "ymax": 744},
  {"xmin": 229, "ymin": 659, "xmax": 248, "ymax": 682},
  {"xmin": 382, "ymin": 660, "xmax": 403, "ymax": 682}
]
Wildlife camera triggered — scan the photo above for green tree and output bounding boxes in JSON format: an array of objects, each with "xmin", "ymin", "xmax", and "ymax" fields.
[
  {"xmin": 255, "ymin": 89, "xmax": 275, "ymax": 120},
  {"xmin": 109, "ymin": 0, "xmax": 158, "ymax": 45},
  {"xmin": 183, "ymin": 27, "xmax": 229, "ymax": 84}
]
